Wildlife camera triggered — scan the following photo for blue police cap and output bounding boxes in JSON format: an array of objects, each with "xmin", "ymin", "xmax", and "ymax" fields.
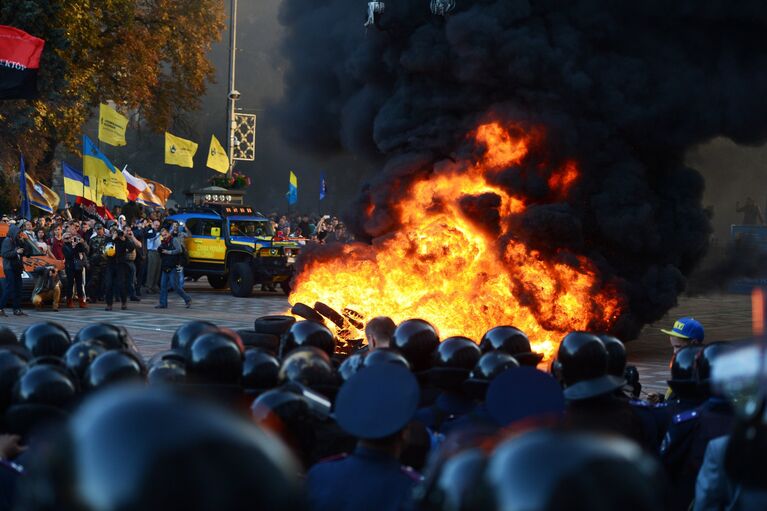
[
  {"xmin": 335, "ymin": 364, "xmax": 420, "ymax": 439},
  {"xmin": 486, "ymin": 367, "xmax": 565, "ymax": 427},
  {"xmin": 661, "ymin": 317, "xmax": 704, "ymax": 342}
]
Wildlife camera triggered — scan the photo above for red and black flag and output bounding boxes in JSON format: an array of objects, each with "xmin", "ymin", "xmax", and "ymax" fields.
[{"xmin": 0, "ymin": 25, "xmax": 45, "ymax": 100}]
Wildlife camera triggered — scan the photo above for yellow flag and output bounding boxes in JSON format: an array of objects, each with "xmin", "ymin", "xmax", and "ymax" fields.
[
  {"xmin": 98, "ymin": 103, "xmax": 128, "ymax": 147},
  {"xmin": 206, "ymin": 134, "xmax": 230, "ymax": 174},
  {"xmin": 165, "ymin": 132, "xmax": 198, "ymax": 168}
]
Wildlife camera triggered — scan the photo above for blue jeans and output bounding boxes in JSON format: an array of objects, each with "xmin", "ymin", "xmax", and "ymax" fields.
[
  {"xmin": 0, "ymin": 272, "xmax": 23, "ymax": 311},
  {"xmin": 159, "ymin": 268, "xmax": 190, "ymax": 307}
]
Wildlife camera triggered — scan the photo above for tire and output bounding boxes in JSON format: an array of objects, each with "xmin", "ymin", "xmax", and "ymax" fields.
[
  {"xmin": 229, "ymin": 262, "xmax": 254, "ymax": 298},
  {"xmin": 254, "ymin": 315, "xmax": 296, "ymax": 336},
  {"xmin": 236, "ymin": 330, "xmax": 280, "ymax": 355},
  {"xmin": 291, "ymin": 303, "xmax": 325, "ymax": 324},
  {"xmin": 280, "ymin": 281, "xmax": 291, "ymax": 295},
  {"xmin": 314, "ymin": 301, "xmax": 345, "ymax": 328},
  {"xmin": 207, "ymin": 274, "xmax": 228, "ymax": 289}
]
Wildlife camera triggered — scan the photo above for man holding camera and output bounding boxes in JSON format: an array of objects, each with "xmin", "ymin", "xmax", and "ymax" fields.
[
  {"xmin": 103, "ymin": 226, "xmax": 135, "ymax": 311},
  {"xmin": 63, "ymin": 232, "xmax": 89, "ymax": 308},
  {"xmin": 0, "ymin": 225, "xmax": 28, "ymax": 317},
  {"xmin": 155, "ymin": 227, "xmax": 191, "ymax": 309},
  {"xmin": 31, "ymin": 265, "xmax": 62, "ymax": 311}
]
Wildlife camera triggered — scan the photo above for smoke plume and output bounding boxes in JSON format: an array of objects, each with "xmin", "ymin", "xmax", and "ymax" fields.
[{"xmin": 273, "ymin": 1, "xmax": 767, "ymax": 339}]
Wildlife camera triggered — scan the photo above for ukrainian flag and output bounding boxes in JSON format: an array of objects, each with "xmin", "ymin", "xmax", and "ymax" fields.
[
  {"xmin": 63, "ymin": 161, "xmax": 101, "ymax": 205},
  {"xmin": 83, "ymin": 135, "xmax": 127, "ymax": 201},
  {"xmin": 288, "ymin": 171, "xmax": 298, "ymax": 205}
]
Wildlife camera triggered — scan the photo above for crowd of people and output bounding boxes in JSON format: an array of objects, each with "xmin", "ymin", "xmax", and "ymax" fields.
[
  {"xmin": 0, "ymin": 311, "xmax": 763, "ymax": 511},
  {"xmin": 0, "ymin": 208, "xmax": 351, "ymax": 315}
]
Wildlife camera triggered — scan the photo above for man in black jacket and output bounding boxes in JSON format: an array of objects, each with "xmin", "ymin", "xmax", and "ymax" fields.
[
  {"xmin": 0, "ymin": 225, "xmax": 28, "ymax": 317},
  {"xmin": 63, "ymin": 232, "xmax": 89, "ymax": 308},
  {"xmin": 103, "ymin": 226, "xmax": 135, "ymax": 311}
]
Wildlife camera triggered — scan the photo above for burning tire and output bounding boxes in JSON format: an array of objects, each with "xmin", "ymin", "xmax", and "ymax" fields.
[
  {"xmin": 229, "ymin": 262, "xmax": 254, "ymax": 297},
  {"xmin": 291, "ymin": 303, "xmax": 325, "ymax": 324},
  {"xmin": 314, "ymin": 302, "xmax": 345, "ymax": 328},
  {"xmin": 207, "ymin": 274, "xmax": 228, "ymax": 289},
  {"xmin": 254, "ymin": 315, "xmax": 296, "ymax": 336}
]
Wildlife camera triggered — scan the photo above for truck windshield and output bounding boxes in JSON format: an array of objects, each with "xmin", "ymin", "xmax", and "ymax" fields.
[{"xmin": 229, "ymin": 220, "xmax": 275, "ymax": 237}]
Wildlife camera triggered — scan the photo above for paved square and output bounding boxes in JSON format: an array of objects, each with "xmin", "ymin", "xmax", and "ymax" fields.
[{"xmin": 2, "ymin": 281, "xmax": 754, "ymax": 394}]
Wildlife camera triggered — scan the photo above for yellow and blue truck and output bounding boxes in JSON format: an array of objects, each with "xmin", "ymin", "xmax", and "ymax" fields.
[{"xmin": 166, "ymin": 205, "xmax": 300, "ymax": 297}]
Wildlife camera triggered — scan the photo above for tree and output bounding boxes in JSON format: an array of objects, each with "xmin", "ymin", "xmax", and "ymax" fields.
[{"xmin": 0, "ymin": 0, "xmax": 225, "ymax": 207}]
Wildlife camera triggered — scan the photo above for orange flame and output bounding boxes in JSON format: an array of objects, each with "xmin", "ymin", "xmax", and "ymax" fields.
[{"xmin": 290, "ymin": 122, "xmax": 622, "ymax": 360}]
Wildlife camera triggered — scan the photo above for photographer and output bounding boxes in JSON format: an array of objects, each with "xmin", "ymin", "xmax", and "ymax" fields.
[
  {"xmin": 63, "ymin": 232, "xmax": 89, "ymax": 308},
  {"xmin": 125, "ymin": 227, "xmax": 141, "ymax": 302},
  {"xmin": 87, "ymin": 224, "xmax": 108, "ymax": 302},
  {"xmin": 0, "ymin": 225, "xmax": 28, "ymax": 316},
  {"xmin": 155, "ymin": 227, "xmax": 191, "ymax": 309},
  {"xmin": 31, "ymin": 265, "xmax": 62, "ymax": 312},
  {"xmin": 102, "ymin": 226, "xmax": 135, "ymax": 311}
]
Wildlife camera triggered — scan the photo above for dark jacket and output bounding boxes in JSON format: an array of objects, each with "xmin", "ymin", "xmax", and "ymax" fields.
[
  {"xmin": 105, "ymin": 236, "xmax": 135, "ymax": 266},
  {"xmin": 63, "ymin": 241, "xmax": 88, "ymax": 271},
  {"xmin": 32, "ymin": 266, "xmax": 61, "ymax": 296},
  {"xmin": 1, "ymin": 225, "xmax": 24, "ymax": 275},
  {"xmin": 159, "ymin": 236, "xmax": 183, "ymax": 271}
]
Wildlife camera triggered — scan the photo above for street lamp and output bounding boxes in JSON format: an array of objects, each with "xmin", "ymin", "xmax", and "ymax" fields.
[{"xmin": 226, "ymin": 0, "xmax": 239, "ymax": 178}]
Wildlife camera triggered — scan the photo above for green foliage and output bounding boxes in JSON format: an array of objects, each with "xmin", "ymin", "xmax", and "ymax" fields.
[{"xmin": 0, "ymin": 0, "xmax": 225, "ymax": 181}]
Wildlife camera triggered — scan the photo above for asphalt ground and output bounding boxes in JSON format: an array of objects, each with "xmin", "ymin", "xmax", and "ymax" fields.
[{"xmin": 1, "ymin": 280, "xmax": 754, "ymax": 394}]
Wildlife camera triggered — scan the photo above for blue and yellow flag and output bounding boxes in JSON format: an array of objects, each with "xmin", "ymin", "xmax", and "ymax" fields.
[
  {"xmin": 320, "ymin": 171, "xmax": 327, "ymax": 201},
  {"xmin": 83, "ymin": 135, "xmax": 127, "ymax": 201},
  {"xmin": 288, "ymin": 171, "xmax": 298, "ymax": 205},
  {"xmin": 63, "ymin": 161, "xmax": 100, "ymax": 205},
  {"xmin": 24, "ymin": 174, "xmax": 60, "ymax": 214}
]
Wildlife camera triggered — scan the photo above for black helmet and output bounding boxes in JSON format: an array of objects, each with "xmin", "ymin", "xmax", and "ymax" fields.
[
  {"xmin": 695, "ymin": 342, "xmax": 732, "ymax": 388},
  {"xmin": 171, "ymin": 320, "xmax": 219, "ymax": 352},
  {"xmin": 148, "ymin": 357, "xmax": 187, "ymax": 386},
  {"xmin": 0, "ymin": 349, "xmax": 28, "ymax": 411},
  {"xmin": 74, "ymin": 323, "xmax": 137, "ymax": 352},
  {"xmin": 279, "ymin": 346, "xmax": 338, "ymax": 397},
  {"xmin": 5, "ymin": 364, "xmax": 78, "ymax": 436},
  {"xmin": 668, "ymin": 344, "xmax": 704, "ymax": 397},
  {"xmin": 598, "ymin": 334, "xmax": 627, "ymax": 377},
  {"xmin": 364, "ymin": 348, "xmax": 411, "ymax": 370},
  {"xmin": 392, "ymin": 319, "xmax": 440, "ymax": 372},
  {"xmin": 280, "ymin": 321, "xmax": 336, "ymax": 358},
  {"xmin": 463, "ymin": 351, "xmax": 519, "ymax": 399},
  {"xmin": 64, "ymin": 341, "xmax": 107, "ymax": 382},
  {"xmin": 415, "ymin": 448, "xmax": 488, "ymax": 511},
  {"xmin": 556, "ymin": 332, "xmax": 624, "ymax": 400},
  {"xmin": 479, "ymin": 326, "xmax": 543, "ymax": 366},
  {"xmin": 84, "ymin": 350, "xmax": 146, "ymax": 392},
  {"xmin": 0, "ymin": 325, "xmax": 18, "ymax": 347},
  {"xmin": 20, "ymin": 322, "xmax": 71, "ymax": 358},
  {"xmin": 187, "ymin": 331, "xmax": 244, "ymax": 386},
  {"xmin": 430, "ymin": 337, "xmax": 482, "ymax": 390},
  {"xmin": 338, "ymin": 353, "xmax": 366, "ymax": 382},
  {"xmin": 15, "ymin": 388, "xmax": 305, "ymax": 511},
  {"xmin": 242, "ymin": 348, "xmax": 280, "ymax": 395},
  {"xmin": 485, "ymin": 430, "xmax": 666, "ymax": 511}
]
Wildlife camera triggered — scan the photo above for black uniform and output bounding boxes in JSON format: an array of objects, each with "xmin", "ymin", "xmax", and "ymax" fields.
[
  {"xmin": 63, "ymin": 239, "xmax": 88, "ymax": 303},
  {"xmin": 103, "ymin": 236, "xmax": 134, "ymax": 308},
  {"xmin": 87, "ymin": 234, "xmax": 107, "ymax": 301}
]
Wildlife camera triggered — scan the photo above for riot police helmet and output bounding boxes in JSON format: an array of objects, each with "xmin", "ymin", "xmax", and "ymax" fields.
[
  {"xmin": 480, "ymin": 326, "xmax": 543, "ymax": 366},
  {"xmin": 392, "ymin": 318, "xmax": 440, "ymax": 372},
  {"xmin": 171, "ymin": 320, "xmax": 219, "ymax": 352},
  {"xmin": 280, "ymin": 320, "xmax": 336, "ymax": 358},
  {"xmin": 186, "ymin": 331, "xmax": 244, "ymax": 386},
  {"xmin": 598, "ymin": 334, "xmax": 627, "ymax": 377},
  {"xmin": 20, "ymin": 322, "xmax": 71, "ymax": 358},
  {"xmin": 74, "ymin": 323, "xmax": 138, "ymax": 352},
  {"xmin": 84, "ymin": 350, "xmax": 146, "ymax": 392},
  {"xmin": 64, "ymin": 340, "xmax": 107, "ymax": 382},
  {"xmin": 242, "ymin": 348, "xmax": 280, "ymax": 395},
  {"xmin": 429, "ymin": 336, "xmax": 482, "ymax": 390},
  {"xmin": 464, "ymin": 351, "xmax": 520, "ymax": 399},
  {"xmin": 279, "ymin": 346, "xmax": 338, "ymax": 397},
  {"xmin": 556, "ymin": 332, "xmax": 624, "ymax": 400},
  {"xmin": 667, "ymin": 344, "xmax": 704, "ymax": 396}
]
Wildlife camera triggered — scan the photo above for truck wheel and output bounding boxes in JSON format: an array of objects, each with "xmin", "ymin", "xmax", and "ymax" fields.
[
  {"xmin": 229, "ymin": 262, "xmax": 254, "ymax": 297},
  {"xmin": 207, "ymin": 274, "xmax": 228, "ymax": 289},
  {"xmin": 254, "ymin": 315, "xmax": 296, "ymax": 336}
]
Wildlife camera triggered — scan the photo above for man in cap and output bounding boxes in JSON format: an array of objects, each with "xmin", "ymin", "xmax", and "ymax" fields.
[
  {"xmin": 305, "ymin": 364, "xmax": 421, "ymax": 511},
  {"xmin": 662, "ymin": 317, "xmax": 704, "ymax": 355}
]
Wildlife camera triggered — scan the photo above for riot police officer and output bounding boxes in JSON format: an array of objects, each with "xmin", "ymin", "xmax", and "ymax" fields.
[
  {"xmin": 103, "ymin": 227, "xmax": 134, "ymax": 311},
  {"xmin": 305, "ymin": 364, "xmax": 421, "ymax": 511}
]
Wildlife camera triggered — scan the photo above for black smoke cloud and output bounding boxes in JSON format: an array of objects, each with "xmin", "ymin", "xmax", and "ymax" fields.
[{"xmin": 273, "ymin": 0, "xmax": 767, "ymax": 339}]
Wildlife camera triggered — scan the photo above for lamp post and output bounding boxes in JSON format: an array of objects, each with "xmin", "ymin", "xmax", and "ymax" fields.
[{"xmin": 226, "ymin": 0, "xmax": 239, "ymax": 178}]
